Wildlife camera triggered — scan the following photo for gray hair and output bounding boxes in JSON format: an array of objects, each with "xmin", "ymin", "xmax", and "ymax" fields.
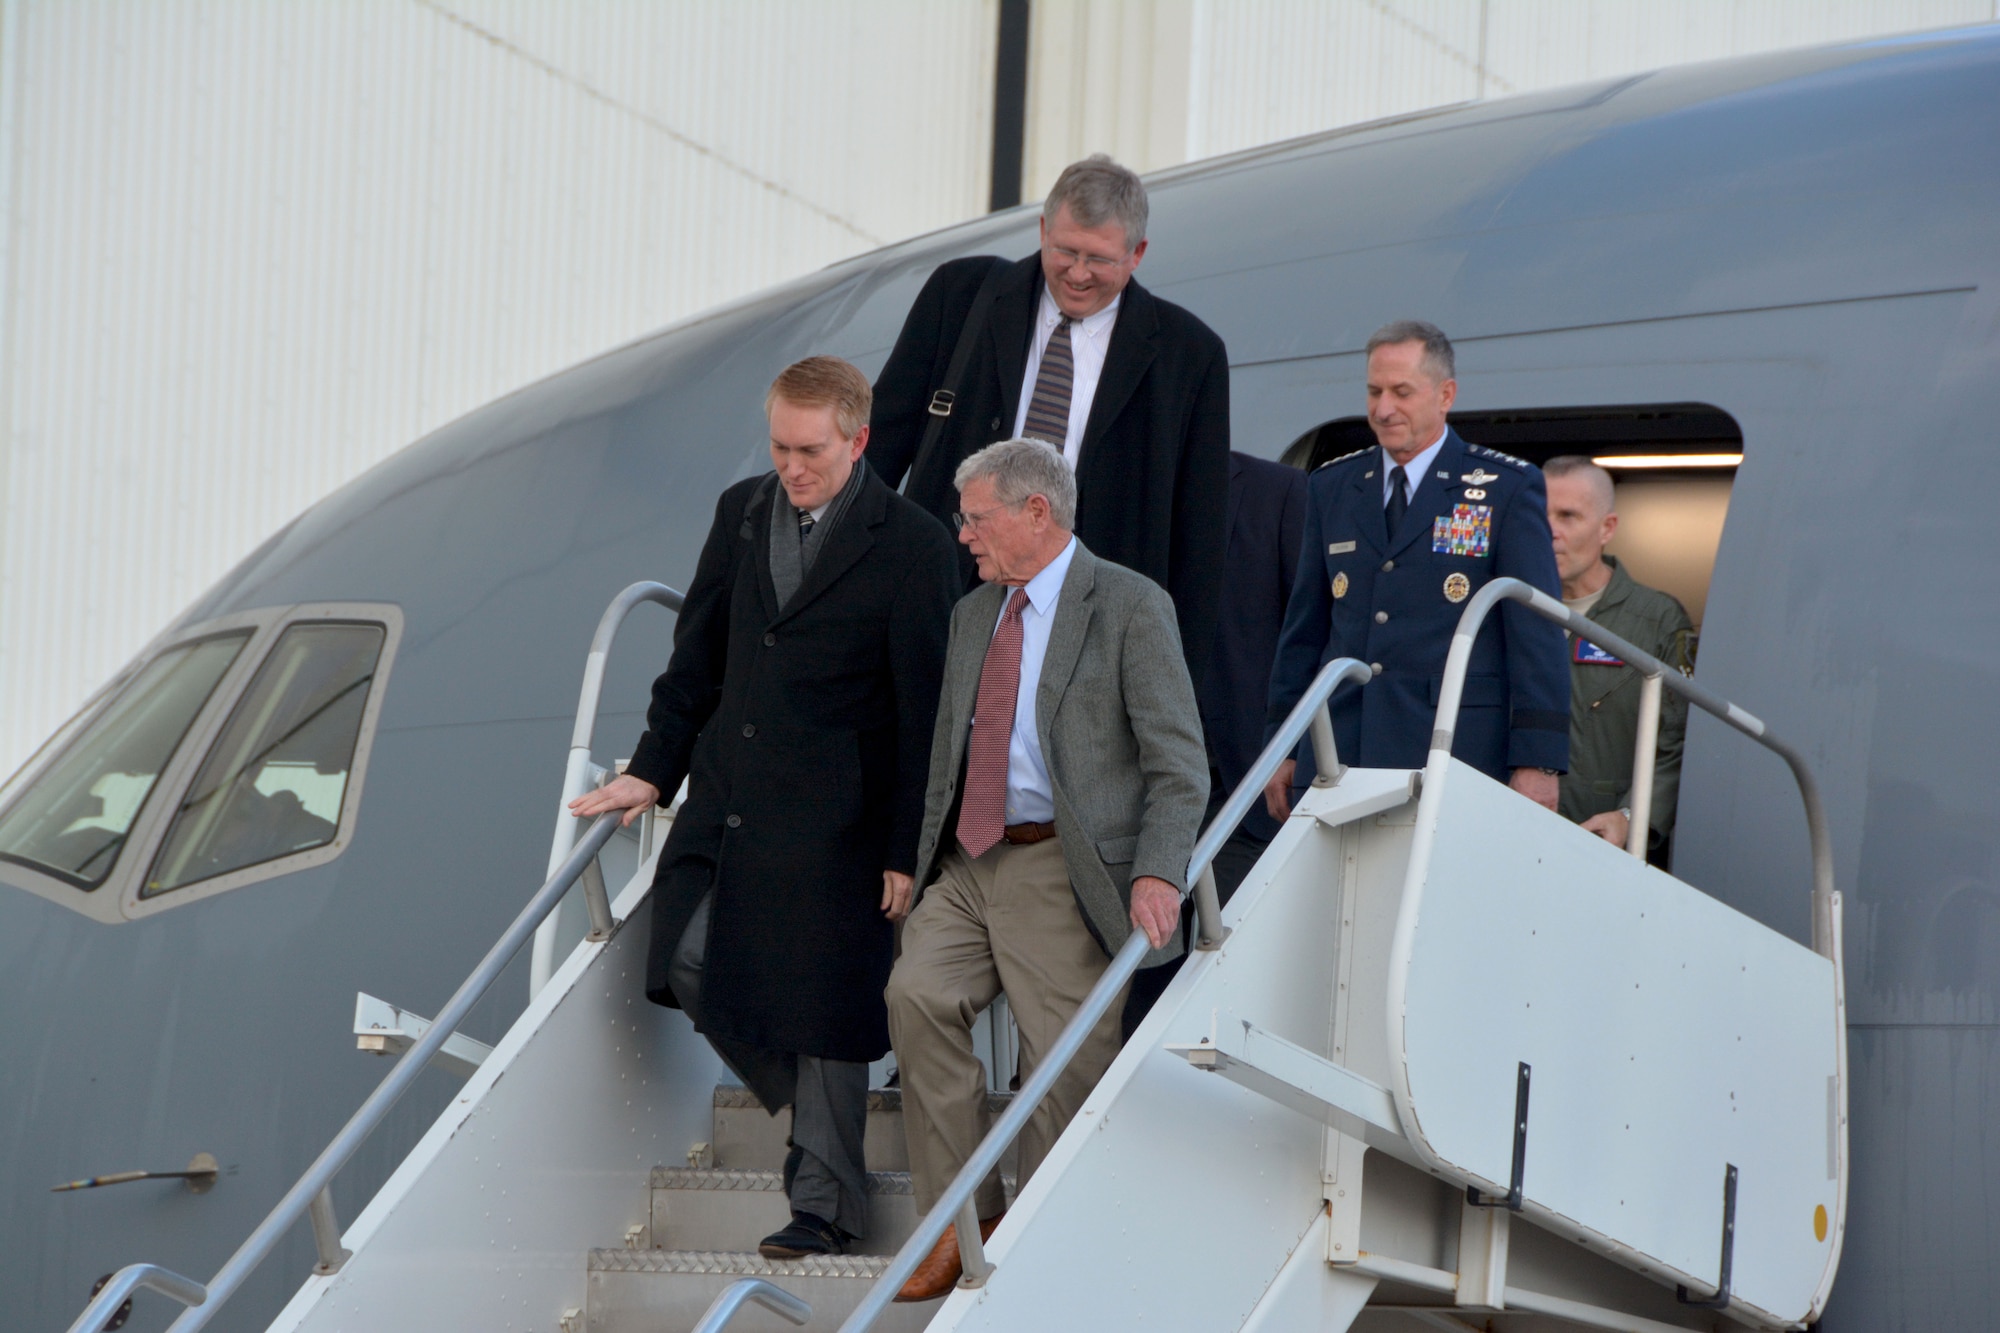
[
  {"xmin": 955, "ymin": 439, "xmax": 1077, "ymax": 530},
  {"xmin": 1543, "ymin": 455, "xmax": 1616, "ymax": 517},
  {"xmin": 1365, "ymin": 319, "xmax": 1456, "ymax": 382},
  {"xmin": 1043, "ymin": 154, "xmax": 1148, "ymax": 252}
]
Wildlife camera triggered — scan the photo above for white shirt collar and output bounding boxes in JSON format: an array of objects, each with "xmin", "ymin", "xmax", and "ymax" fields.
[
  {"xmin": 1037, "ymin": 286, "xmax": 1121, "ymax": 338},
  {"xmin": 1383, "ymin": 427, "xmax": 1450, "ymax": 498},
  {"xmin": 1018, "ymin": 536, "xmax": 1078, "ymax": 616}
]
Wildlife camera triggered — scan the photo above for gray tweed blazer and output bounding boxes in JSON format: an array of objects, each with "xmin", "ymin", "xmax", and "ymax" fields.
[{"xmin": 913, "ymin": 541, "xmax": 1209, "ymax": 964}]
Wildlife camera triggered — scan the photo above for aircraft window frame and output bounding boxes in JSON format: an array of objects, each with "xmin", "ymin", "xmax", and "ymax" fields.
[{"xmin": 0, "ymin": 602, "xmax": 404, "ymax": 924}]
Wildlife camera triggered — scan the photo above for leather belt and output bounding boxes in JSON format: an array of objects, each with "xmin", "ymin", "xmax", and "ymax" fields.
[{"xmin": 1001, "ymin": 821, "xmax": 1058, "ymax": 845}]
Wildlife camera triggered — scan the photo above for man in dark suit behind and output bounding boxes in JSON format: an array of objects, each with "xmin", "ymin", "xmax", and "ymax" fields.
[
  {"xmin": 868, "ymin": 154, "xmax": 1230, "ymax": 683},
  {"xmin": 1123, "ymin": 450, "xmax": 1306, "ymax": 1038},
  {"xmin": 573, "ymin": 357, "xmax": 958, "ymax": 1261},
  {"xmin": 1264, "ymin": 322, "xmax": 1569, "ymax": 817}
]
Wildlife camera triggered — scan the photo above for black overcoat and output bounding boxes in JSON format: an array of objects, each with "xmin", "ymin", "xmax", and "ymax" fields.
[
  {"xmin": 868, "ymin": 254, "xmax": 1230, "ymax": 686},
  {"xmin": 623, "ymin": 466, "xmax": 957, "ymax": 1062}
]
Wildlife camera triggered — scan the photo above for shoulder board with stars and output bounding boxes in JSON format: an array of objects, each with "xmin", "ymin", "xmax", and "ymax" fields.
[
  {"xmin": 1466, "ymin": 443, "xmax": 1534, "ymax": 473},
  {"xmin": 1314, "ymin": 448, "xmax": 1369, "ymax": 472}
]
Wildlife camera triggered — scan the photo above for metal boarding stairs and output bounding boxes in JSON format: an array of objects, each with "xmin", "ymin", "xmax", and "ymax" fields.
[{"xmin": 68, "ymin": 578, "xmax": 1848, "ymax": 1333}]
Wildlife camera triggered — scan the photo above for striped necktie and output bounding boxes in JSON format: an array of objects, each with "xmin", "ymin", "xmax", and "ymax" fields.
[
  {"xmin": 956, "ymin": 587, "xmax": 1031, "ymax": 859},
  {"xmin": 797, "ymin": 507, "xmax": 815, "ymax": 540},
  {"xmin": 1021, "ymin": 318, "xmax": 1075, "ymax": 449}
]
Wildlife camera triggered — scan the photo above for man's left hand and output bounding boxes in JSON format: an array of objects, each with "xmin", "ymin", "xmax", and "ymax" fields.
[
  {"xmin": 1509, "ymin": 767, "xmax": 1559, "ymax": 811},
  {"xmin": 1130, "ymin": 875, "xmax": 1180, "ymax": 950},
  {"xmin": 881, "ymin": 871, "xmax": 915, "ymax": 922},
  {"xmin": 1581, "ymin": 809, "xmax": 1630, "ymax": 847}
]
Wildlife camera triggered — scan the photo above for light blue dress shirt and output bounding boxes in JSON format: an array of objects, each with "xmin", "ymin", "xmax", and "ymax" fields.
[
  {"xmin": 1381, "ymin": 428, "xmax": 1449, "ymax": 508},
  {"xmin": 985, "ymin": 536, "xmax": 1077, "ymax": 824}
]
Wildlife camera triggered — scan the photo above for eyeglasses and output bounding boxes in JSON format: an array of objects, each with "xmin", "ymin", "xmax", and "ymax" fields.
[
  {"xmin": 1045, "ymin": 243, "xmax": 1128, "ymax": 275},
  {"xmin": 950, "ymin": 503, "xmax": 1017, "ymax": 532}
]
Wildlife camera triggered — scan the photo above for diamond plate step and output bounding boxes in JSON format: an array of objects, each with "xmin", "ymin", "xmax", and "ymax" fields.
[
  {"xmin": 585, "ymin": 1249, "xmax": 939, "ymax": 1332},
  {"xmin": 649, "ymin": 1167, "xmax": 919, "ymax": 1256},
  {"xmin": 710, "ymin": 1084, "xmax": 1017, "ymax": 1177}
]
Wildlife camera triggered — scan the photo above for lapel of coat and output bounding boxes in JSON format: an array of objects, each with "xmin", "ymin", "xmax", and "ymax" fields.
[
  {"xmin": 1080, "ymin": 279, "xmax": 1160, "ymax": 456},
  {"xmin": 745, "ymin": 475, "xmax": 784, "ymax": 624},
  {"xmin": 1384, "ymin": 432, "xmax": 1470, "ymax": 560},
  {"xmin": 1225, "ymin": 451, "xmax": 1246, "ymax": 544},
  {"xmin": 768, "ymin": 468, "xmax": 887, "ymax": 629},
  {"xmin": 1347, "ymin": 449, "xmax": 1389, "ymax": 554},
  {"xmin": 990, "ymin": 255, "xmax": 1041, "ymax": 433},
  {"xmin": 1034, "ymin": 542, "xmax": 1098, "ymax": 758}
]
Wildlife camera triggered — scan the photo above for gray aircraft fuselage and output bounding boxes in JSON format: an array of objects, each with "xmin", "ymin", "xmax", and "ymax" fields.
[{"xmin": 4, "ymin": 25, "xmax": 1998, "ymax": 1331}]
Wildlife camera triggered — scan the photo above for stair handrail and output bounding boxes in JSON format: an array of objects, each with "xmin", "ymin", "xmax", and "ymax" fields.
[
  {"xmin": 531, "ymin": 580, "xmax": 688, "ymax": 995},
  {"xmin": 836, "ymin": 656, "xmax": 1374, "ymax": 1333},
  {"xmin": 1431, "ymin": 576, "xmax": 1836, "ymax": 958},
  {"xmin": 691, "ymin": 1278, "xmax": 812, "ymax": 1331},
  {"xmin": 56, "ymin": 808, "xmax": 625, "ymax": 1333}
]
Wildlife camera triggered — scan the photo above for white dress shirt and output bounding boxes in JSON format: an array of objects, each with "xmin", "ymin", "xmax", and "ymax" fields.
[
  {"xmin": 987, "ymin": 536, "xmax": 1077, "ymax": 824},
  {"xmin": 1013, "ymin": 288, "xmax": 1121, "ymax": 467},
  {"xmin": 1382, "ymin": 428, "xmax": 1450, "ymax": 508}
]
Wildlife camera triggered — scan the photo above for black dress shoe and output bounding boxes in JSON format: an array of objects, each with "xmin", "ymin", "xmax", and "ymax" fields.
[{"xmin": 758, "ymin": 1211, "xmax": 854, "ymax": 1259}]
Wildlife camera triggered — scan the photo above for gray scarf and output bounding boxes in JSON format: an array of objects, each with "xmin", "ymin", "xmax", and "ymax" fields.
[{"xmin": 768, "ymin": 458, "xmax": 868, "ymax": 610}]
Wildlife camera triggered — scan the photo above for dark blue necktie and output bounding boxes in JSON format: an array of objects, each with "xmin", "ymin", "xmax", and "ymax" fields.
[{"xmin": 1386, "ymin": 465, "xmax": 1409, "ymax": 531}]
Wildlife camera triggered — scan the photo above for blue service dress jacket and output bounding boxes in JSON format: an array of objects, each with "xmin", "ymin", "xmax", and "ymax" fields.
[{"xmin": 1266, "ymin": 430, "xmax": 1570, "ymax": 782}]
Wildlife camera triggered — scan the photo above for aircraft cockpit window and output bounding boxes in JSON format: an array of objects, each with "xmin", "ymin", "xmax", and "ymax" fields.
[
  {"xmin": 143, "ymin": 623, "xmax": 387, "ymax": 897},
  {"xmin": 0, "ymin": 602, "xmax": 402, "ymax": 923},
  {"xmin": 0, "ymin": 632, "xmax": 252, "ymax": 889}
]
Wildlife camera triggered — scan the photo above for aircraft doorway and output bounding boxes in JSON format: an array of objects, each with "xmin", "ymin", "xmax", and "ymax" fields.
[{"xmin": 1280, "ymin": 402, "xmax": 1741, "ymax": 630}]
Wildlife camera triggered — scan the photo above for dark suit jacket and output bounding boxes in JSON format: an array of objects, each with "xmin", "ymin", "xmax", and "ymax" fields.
[
  {"xmin": 1268, "ymin": 430, "xmax": 1570, "ymax": 782},
  {"xmin": 869, "ymin": 254, "xmax": 1230, "ymax": 683},
  {"xmin": 624, "ymin": 467, "xmax": 958, "ymax": 1061},
  {"xmin": 1200, "ymin": 452, "xmax": 1307, "ymax": 841}
]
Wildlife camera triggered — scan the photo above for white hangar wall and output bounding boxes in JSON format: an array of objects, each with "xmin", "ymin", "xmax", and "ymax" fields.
[
  {"xmin": 0, "ymin": 0, "xmax": 998, "ymax": 777},
  {"xmin": 4, "ymin": 0, "xmax": 1997, "ymax": 780}
]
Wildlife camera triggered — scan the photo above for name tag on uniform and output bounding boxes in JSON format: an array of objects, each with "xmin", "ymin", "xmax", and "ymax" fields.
[
  {"xmin": 1573, "ymin": 638, "xmax": 1625, "ymax": 666},
  {"xmin": 1433, "ymin": 504, "xmax": 1491, "ymax": 557},
  {"xmin": 1328, "ymin": 540, "xmax": 1356, "ymax": 554}
]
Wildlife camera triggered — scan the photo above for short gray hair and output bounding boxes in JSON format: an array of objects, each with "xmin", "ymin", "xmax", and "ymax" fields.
[
  {"xmin": 955, "ymin": 439, "xmax": 1077, "ymax": 530},
  {"xmin": 1365, "ymin": 319, "xmax": 1456, "ymax": 382},
  {"xmin": 1543, "ymin": 455, "xmax": 1616, "ymax": 516},
  {"xmin": 1043, "ymin": 154, "xmax": 1148, "ymax": 252}
]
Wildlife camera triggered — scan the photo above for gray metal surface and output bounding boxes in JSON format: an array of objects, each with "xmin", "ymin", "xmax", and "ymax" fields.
[
  {"xmin": 649, "ymin": 1169, "xmax": 917, "ymax": 1257},
  {"xmin": 5, "ymin": 26, "xmax": 2000, "ymax": 1330},
  {"xmin": 690, "ymin": 1278, "xmax": 811, "ymax": 1333}
]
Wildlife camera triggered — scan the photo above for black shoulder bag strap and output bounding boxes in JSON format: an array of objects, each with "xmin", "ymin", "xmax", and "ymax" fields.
[{"xmin": 906, "ymin": 256, "xmax": 1013, "ymax": 495}]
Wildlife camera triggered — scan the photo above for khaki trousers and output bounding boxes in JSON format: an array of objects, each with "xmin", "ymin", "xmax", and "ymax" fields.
[{"xmin": 885, "ymin": 837, "xmax": 1128, "ymax": 1216}]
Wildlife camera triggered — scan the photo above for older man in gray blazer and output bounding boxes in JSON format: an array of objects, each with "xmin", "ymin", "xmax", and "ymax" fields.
[{"xmin": 886, "ymin": 439, "xmax": 1207, "ymax": 1302}]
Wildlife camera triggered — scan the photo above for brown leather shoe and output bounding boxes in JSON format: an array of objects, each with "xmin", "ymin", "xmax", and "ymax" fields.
[{"xmin": 894, "ymin": 1212, "xmax": 1003, "ymax": 1302}]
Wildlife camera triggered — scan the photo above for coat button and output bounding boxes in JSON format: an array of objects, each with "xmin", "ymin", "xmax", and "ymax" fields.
[
  {"xmin": 1381, "ymin": 560, "xmax": 1395, "ymax": 572},
  {"xmin": 726, "ymin": 814, "xmax": 742, "ymax": 828},
  {"xmin": 741, "ymin": 723, "xmax": 756, "ymax": 738},
  {"xmin": 990, "ymin": 416, "xmax": 1002, "ymax": 430},
  {"xmin": 763, "ymin": 633, "xmax": 776, "ymax": 647},
  {"xmin": 1374, "ymin": 611, "xmax": 1389, "ymax": 624},
  {"xmin": 1370, "ymin": 662, "xmax": 1383, "ymax": 676}
]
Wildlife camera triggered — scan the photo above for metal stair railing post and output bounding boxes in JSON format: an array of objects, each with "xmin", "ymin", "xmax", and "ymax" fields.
[
  {"xmin": 691, "ymin": 1278, "xmax": 812, "ymax": 1332},
  {"xmin": 62, "ymin": 1264, "xmax": 207, "ymax": 1333},
  {"xmin": 531, "ymin": 581, "xmax": 687, "ymax": 996},
  {"xmin": 1625, "ymin": 671, "xmax": 1664, "ymax": 860},
  {"xmin": 1430, "ymin": 577, "xmax": 1837, "ymax": 960},
  {"xmin": 837, "ymin": 657, "xmax": 1373, "ymax": 1332},
  {"xmin": 128, "ymin": 811, "xmax": 627, "ymax": 1333}
]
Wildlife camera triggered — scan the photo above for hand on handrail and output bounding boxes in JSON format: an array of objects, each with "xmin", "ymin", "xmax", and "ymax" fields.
[
  {"xmin": 568, "ymin": 773, "xmax": 661, "ymax": 827},
  {"xmin": 1129, "ymin": 875, "xmax": 1179, "ymax": 949}
]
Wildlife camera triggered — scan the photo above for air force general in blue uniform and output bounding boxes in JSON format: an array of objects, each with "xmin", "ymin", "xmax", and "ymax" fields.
[{"xmin": 1266, "ymin": 324, "xmax": 1569, "ymax": 793}]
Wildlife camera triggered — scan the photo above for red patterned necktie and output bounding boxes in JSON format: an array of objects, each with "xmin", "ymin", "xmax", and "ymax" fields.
[
  {"xmin": 957, "ymin": 587, "xmax": 1032, "ymax": 858},
  {"xmin": 1021, "ymin": 318, "xmax": 1075, "ymax": 449}
]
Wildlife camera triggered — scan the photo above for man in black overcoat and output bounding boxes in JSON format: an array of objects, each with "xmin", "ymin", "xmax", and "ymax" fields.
[
  {"xmin": 572, "ymin": 357, "xmax": 957, "ymax": 1259},
  {"xmin": 867, "ymin": 154, "xmax": 1230, "ymax": 684}
]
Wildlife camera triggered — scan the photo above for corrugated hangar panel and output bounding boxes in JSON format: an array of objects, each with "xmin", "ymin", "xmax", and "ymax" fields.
[{"xmin": 0, "ymin": 0, "xmax": 996, "ymax": 777}]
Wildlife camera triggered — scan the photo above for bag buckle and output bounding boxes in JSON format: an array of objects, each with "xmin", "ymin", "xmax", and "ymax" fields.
[{"xmin": 928, "ymin": 390, "xmax": 956, "ymax": 418}]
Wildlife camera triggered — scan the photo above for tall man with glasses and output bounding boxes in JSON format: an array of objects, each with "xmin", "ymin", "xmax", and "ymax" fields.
[
  {"xmin": 885, "ymin": 439, "xmax": 1207, "ymax": 1302},
  {"xmin": 868, "ymin": 154, "xmax": 1230, "ymax": 686},
  {"xmin": 572, "ymin": 357, "xmax": 958, "ymax": 1261}
]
